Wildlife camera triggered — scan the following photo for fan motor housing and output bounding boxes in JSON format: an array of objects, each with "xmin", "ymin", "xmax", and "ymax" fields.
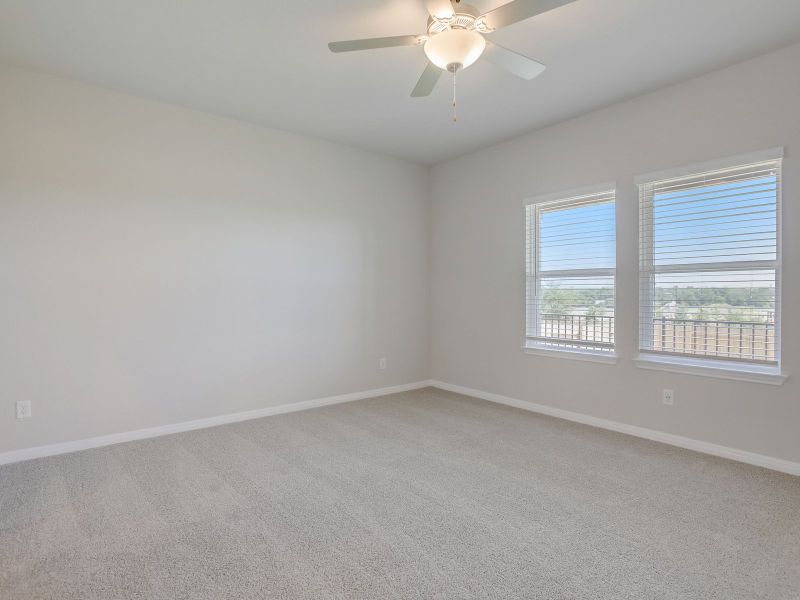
[{"xmin": 427, "ymin": 4, "xmax": 486, "ymax": 34}]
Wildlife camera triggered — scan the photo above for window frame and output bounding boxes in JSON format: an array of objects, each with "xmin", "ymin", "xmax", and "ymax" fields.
[
  {"xmin": 524, "ymin": 183, "xmax": 618, "ymax": 363},
  {"xmin": 634, "ymin": 148, "xmax": 786, "ymax": 384}
]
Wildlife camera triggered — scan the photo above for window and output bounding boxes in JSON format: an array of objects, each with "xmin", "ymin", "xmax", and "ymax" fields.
[
  {"xmin": 525, "ymin": 189, "xmax": 616, "ymax": 356},
  {"xmin": 638, "ymin": 156, "xmax": 781, "ymax": 368}
]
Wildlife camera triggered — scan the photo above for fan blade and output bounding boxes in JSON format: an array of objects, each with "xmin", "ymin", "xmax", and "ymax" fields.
[
  {"xmin": 424, "ymin": 0, "xmax": 455, "ymax": 20},
  {"xmin": 411, "ymin": 62, "xmax": 442, "ymax": 97},
  {"xmin": 482, "ymin": 42, "xmax": 546, "ymax": 80},
  {"xmin": 328, "ymin": 35, "xmax": 425, "ymax": 53},
  {"xmin": 478, "ymin": 0, "xmax": 577, "ymax": 31}
]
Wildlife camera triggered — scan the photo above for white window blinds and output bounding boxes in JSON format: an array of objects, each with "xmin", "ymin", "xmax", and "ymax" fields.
[
  {"xmin": 526, "ymin": 190, "xmax": 616, "ymax": 353},
  {"xmin": 639, "ymin": 159, "xmax": 781, "ymax": 364}
]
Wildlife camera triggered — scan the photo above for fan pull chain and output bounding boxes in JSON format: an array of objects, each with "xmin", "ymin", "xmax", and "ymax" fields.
[{"xmin": 452, "ymin": 70, "xmax": 458, "ymax": 123}]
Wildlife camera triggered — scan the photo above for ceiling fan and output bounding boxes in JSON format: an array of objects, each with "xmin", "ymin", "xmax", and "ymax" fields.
[{"xmin": 328, "ymin": 0, "xmax": 576, "ymax": 119}]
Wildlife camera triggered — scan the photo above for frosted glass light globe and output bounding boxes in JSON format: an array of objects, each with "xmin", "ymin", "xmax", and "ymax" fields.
[{"xmin": 424, "ymin": 29, "xmax": 486, "ymax": 72}]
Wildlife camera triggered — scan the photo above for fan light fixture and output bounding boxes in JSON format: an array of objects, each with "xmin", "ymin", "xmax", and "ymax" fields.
[
  {"xmin": 423, "ymin": 28, "xmax": 485, "ymax": 73},
  {"xmin": 328, "ymin": 0, "xmax": 575, "ymax": 121}
]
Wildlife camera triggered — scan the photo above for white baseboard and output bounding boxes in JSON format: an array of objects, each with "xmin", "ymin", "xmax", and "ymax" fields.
[
  {"xmin": 0, "ymin": 380, "xmax": 433, "ymax": 466},
  {"xmin": 6, "ymin": 379, "xmax": 796, "ymax": 477},
  {"xmin": 430, "ymin": 380, "xmax": 800, "ymax": 477}
]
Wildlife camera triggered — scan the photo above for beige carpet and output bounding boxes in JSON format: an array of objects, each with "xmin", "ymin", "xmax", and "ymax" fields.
[{"xmin": 1, "ymin": 387, "xmax": 798, "ymax": 599}]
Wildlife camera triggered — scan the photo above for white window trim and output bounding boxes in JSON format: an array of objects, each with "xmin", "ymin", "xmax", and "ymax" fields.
[
  {"xmin": 634, "ymin": 353, "xmax": 786, "ymax": 385},
  {"xmin": 635, "ymin": 148, "xmax": 785, "ymax": 379},
  {"xmin": 633, "ymin": 147, "xmax": 784, "ymax": 185},
  {"xmin": 524, "ymin": 181, "xmax": 618, "ymax": 207},
  {"xmin": 523, "ymin": 342, "xmax": 618, "ymax": 364},
  {"xmin": 524, "ymin": 182, "xmax": 617, "ymax": 360}
]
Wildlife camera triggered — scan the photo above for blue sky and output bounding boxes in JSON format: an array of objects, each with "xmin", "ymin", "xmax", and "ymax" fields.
[
  {"xmin": 536, "ymin": 175, "xmax": 777, "ymax": 292},
  {"xmin": 653, "ymin": 175, "xmax": 777, "ymax": 268},
  {"xmin": 538, "ymin": 200, "xmax": 615, "ymax": 272}
]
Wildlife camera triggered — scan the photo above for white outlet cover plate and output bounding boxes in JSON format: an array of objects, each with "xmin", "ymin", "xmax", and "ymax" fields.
[{"xmin": 16, "ymin": 401, "xmax": 32, "ymax": 419}]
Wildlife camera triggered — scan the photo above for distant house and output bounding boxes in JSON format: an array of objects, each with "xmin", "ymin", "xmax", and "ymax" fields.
[{"xmin": 659, "ymin": 301, "xmax": 677, "ymax": 319}]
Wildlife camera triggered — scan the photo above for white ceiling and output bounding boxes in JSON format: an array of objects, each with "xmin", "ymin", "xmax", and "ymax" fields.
[{"xmin": 2, "ymin": 0, "xmax": 800, "ymax": 164}]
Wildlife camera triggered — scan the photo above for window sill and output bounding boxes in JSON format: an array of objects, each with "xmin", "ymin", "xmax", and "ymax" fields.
[
  {"xmin": 634, "ymin": 354, "xmax": 787, "ymax": 386},
  {"xmin": 522, "ymin": 344, "xmax": 617, "ymax": 365}
]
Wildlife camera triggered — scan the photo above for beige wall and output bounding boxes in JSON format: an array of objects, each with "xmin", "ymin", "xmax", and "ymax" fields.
[
  {"xmin": 3, "ymin": 42, "xmax": 799, "ymax": 465},
  {"xmin": 430, "ymin": 43, "xmax": 800, "ymax": 463},
  {"xmin": 0, "ymin": 65, "xmax": 430, "ymax": 453}
]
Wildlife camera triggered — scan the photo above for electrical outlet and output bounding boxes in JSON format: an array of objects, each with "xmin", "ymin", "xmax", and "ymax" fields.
[
  {"xmin": 662, "ymin": 389, "xmax": 674, "ymax": 405},
  {"xmin": 16, "ymin": 401, "xmax": 32, "ymax": 419},
  {"xmin": 379, "ymin": 357, "xmax": 387, "ymax": 370}
]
